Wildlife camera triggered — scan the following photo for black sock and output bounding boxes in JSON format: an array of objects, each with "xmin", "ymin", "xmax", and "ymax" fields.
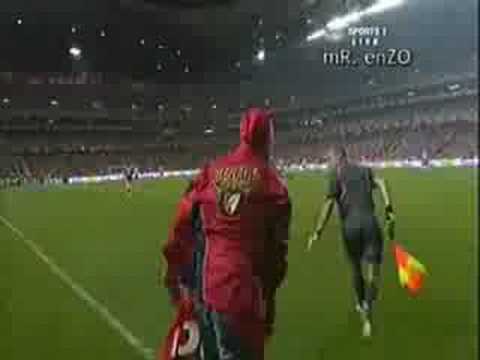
[
  {"xmin": 352, "ymin": 270, "xmax": 366, "ymax": 305},
  {"xmin": 365, "ymin": 264, "xmax": 380, "ymax": 311},
  {"xmin": 365, "ymin": 282, "xmax": 378, "ymax": 309}
]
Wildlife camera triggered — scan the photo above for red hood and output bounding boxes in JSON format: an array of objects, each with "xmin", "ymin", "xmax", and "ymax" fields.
[{"xmin": 239, "ymin": 108, "xmax": 274, "ymax": 158}]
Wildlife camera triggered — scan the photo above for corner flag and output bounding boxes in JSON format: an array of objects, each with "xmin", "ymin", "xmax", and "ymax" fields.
[{"xmin": 393, "ymin": 243, "xmax": 427, "ymax": 296}]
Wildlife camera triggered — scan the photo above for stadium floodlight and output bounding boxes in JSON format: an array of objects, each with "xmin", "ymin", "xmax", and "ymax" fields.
[
  {"xmin": 182, "ymin": 104, "xmax": 192, "ymax": 112},
  {"xmin": 204, "ymin": 127, "xmax": 215, "ymax": 135},
  {"xmin": 326, "ymin": 11, "xmax": 363, "ymax": 31},
  {"xmin": 68, "ymin": 45, "xmax": 82, "ymax": 60},
  {"xmin": 306, "ymin": 29, "xmax": 327, "ymax": 42},
  {"xmin": 364, "ymin": 0, "xmax": 404, "ymax": 15},
  {"xmin": 325, "ymin": 31, "xmax": 344, "ymax": 42},
  {"xmin": 307, "ymin": 0, "xmax": 404, "ymax": 42},
  {"xmin": 256, "ymin": 49, "xmax": 266, "ymax": 62},
  {"xmin": 16, "ymin": 18, "xmax": 23, "ymax": 25},
  {"xmin": 49, "ymin": 99, "xmax": 59, "ymax": 107},
  {"xmin": 91, "ymin": 100, "xmax": 104, "ymax": 110}
]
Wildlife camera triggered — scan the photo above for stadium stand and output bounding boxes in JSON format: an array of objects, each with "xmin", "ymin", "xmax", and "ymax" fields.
[{"xmin": 0, "ymin": 78, "xmax": 477, "ymax": 186}]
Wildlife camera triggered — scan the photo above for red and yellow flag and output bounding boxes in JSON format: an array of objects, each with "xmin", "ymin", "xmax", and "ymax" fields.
[{"xmin": 393, "ymin": 243, "xmax": 427, "ymax": 296}]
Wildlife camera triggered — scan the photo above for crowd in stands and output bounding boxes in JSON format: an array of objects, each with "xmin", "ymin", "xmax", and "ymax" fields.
[
  {"xmin": 274, "ymin": 99, "xmax": 477, "ymax": 165},
  {"xmin": 0, "ymin": 95, "xmax": 477, "ymax": 188}
]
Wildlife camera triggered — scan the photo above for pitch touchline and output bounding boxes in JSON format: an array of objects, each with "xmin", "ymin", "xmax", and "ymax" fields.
[{"xmin": 0, "ymin": 215, "xmax": 155, "ymax": 360}]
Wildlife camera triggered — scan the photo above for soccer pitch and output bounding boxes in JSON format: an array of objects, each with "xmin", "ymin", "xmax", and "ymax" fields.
[{"xmin": 1, "ymin": 168, "xmax": 477, "ymax": 360}]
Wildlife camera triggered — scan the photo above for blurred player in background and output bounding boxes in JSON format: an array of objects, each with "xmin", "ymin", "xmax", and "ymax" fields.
[
  {"xmin": 162, "ymin": 108, "xmax": 291, "ymax": 360},
  {"xmin": 421, "ymin": 148, "xmax": 430, "ymax": 167},
  {"xmin": 123, "ymin": 166, "xmax": 135, "ymax": 196},
  {"xmin": 307, "ymin": 145, "xmax": 395, "ymax": 338}
]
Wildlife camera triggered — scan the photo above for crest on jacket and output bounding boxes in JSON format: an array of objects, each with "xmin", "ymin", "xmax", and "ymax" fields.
[{"xmin": 214, "ymin": 167, "xmax": 260, "ymax": 217}]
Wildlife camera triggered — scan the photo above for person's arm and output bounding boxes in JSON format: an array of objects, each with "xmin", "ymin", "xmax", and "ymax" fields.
[
  {"xmin": 372, "ymin": 172, "xmax": 395, "ymax": 239},
  {"xmin": 161, "ymin": 195, "xmax": 194, "ymax": 306},
  {"xmin": 313, "ymin": 197, "xmax": 335, "ymax": 236},
  {"xmin": 374, "ymin": 177, "xmax": 392, "ymax": 210},
  {"xmin": 307, "ymin": 197, "xmax": 335, "ymax": 251},
  {"xmin": 374, "ymin": 176, "xmax": 394, "ymax": 219},
  {"xmin": 307, "ymin": 170, "xmax": 338, "ymax": 251},
  {"xmin": 265, "ymin": 197, "xmax": 291, "ymax": 337},
  {"xmin": 263, "ymin": 172, "xmax": 292, "ymax": 338},
  {"xmin": 269, "ymin": 198, "xmax": 291, "ymax": 291},
  {"xmin": 161, "ymin": 167, "xmax": 209, "ymax": 306},
  {"xmin": 263, "ymin": 168, "xmax": 291, "ymax": 293},
  {"xmin": 367, "ymin": 167, "xmax": 393, "ymax": 212}
]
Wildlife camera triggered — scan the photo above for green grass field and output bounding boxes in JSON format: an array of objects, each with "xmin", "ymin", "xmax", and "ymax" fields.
[{"xmin": 1, "ymin": 168, "xmax": 477, "ymax": 360}]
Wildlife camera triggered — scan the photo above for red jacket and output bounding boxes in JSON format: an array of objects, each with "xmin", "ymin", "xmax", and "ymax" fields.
[
  {"xmin": 162, "ymin": 189, "xmax": 195, "ymax": 299},
  {"xmin": 190, "ymin": 108, "xmax": 291, "ymax": 320},
  {"xmin": 158, "ymin": 297, "xmax": 199, "ymax": 360}
]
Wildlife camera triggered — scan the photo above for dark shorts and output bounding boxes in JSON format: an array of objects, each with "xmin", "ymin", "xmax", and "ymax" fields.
[
  {"xmin": 196, "ymin": 304, "xmax": 263, "ymax": 360},
  {"xmin": 341, "ymin": 215, "xmax": 384, "ymax": 265}
]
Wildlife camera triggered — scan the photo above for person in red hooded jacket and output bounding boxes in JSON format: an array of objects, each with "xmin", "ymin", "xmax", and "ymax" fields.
[
  {"xmin": 162, "ymin": 179, "xmax": 197, "ymax": 305},
  {"xmin": 161, "ymin": 107, "xmax": 291, "ymax": 360}
]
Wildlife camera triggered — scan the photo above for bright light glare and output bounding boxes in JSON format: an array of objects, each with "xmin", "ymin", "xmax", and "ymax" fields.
[
  {"xmin": 307, "ymin": 29, "xmax": 326, "ymax": 42},
  {"xmin": 307, "ymin": 0, "xmax": 405, "ymax": 42},
  {"xmin": 448, "ymin": 84, "xmax": 461, "ymax": 91},
  {"xmin": 326, "ymin": 11, "xmax": 362, "ymax": 31},
  {"xmin": 364, "ymin": 0, "xmax": 404, "ymax": 15},
  {"xmin": 325, "ymin": 31, "xmax": 344, "ymax": 42},
  {"xmin": 257, "ymin": 49, "xmax": 266, "ymax": 61},
  {"xmin": 69, "ymin": 46, "xmax": 82, "ymax": 59}
]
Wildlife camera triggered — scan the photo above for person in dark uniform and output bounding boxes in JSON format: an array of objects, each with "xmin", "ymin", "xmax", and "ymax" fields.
[
  {"xmin": 124, "ymin": 166, "xmax": 135, "ymax": 195},
  {"xmin": 307, "ymin": 145, "xmax": 395, "ymax": 337}
]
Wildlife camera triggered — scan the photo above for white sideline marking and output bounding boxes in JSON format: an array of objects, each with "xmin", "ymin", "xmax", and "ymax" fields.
[{"xmin": 0, "ymin": 215, "xmax": 155, "ymax": 360}]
